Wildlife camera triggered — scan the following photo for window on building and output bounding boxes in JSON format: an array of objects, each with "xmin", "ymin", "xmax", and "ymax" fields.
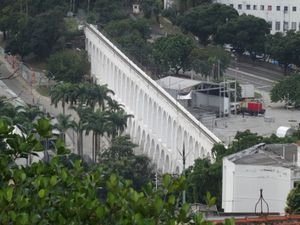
[
  {"xmin": 238, "ymin": 4, "xmax": 242, "ymax": 10},
  {"xmin": 268, "ymin": 5, "xmax": 272, "ymax": 11},
  {"xmin": 268, "ymin": 21, "xmax": 273, "ymax": 29},
  {"xmin": 253, "ymin": 5, "xmax": 257, "ymax": 10},
  {"xmin": 275, "ymin": 21, "xmax": 280, "ymax": 31},
  {"xmin": 260, "ymin": 5, "xmax": 264, "ymax": 10},
  {"xmin": 292, "ymin": 22, "xmax": 297, "ymax": 30},
  {"xmin": 276, "ymin": 6, "xmax": 280, "ymax": 11},
  {"xmin": 293, "ymin": 6, "xmax": 296, "ymax": 12},
  {"xmin": 284, "ymin": 6, "xmax": 288, "ymax": 11},
  {"xmin": 283, "ymin": 21, "xmax": 289, "ymax": 31},
  {"xmin": 230, "ymin": 4, "xmax": 234, "ymax": 8},
  {"xmin": 246, "ymin": 4, "xmax": 251, "ymax": 10}
]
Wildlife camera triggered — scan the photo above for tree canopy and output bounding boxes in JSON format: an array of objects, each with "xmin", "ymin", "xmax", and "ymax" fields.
[
  {"xmin": 270, "ymin": 74, "xmax": 300, "ymax": 107},
  {"xmin": 180, "ymin": 3, "xmax": 238, "ymax": 45},
  {"xmin": 46, "ymin": 49, "xmax": 90, "ymax": 83},
  {"xmin": 153, "ymin": 34, "xmax": 195, "ymax": 74},
  {"xmin": 216, "ymin": 14, "xmax": 270, "ymax": 59},
  {"xmin": 266, "ymin": 31, "xmax": 300, "ymax": 74}
]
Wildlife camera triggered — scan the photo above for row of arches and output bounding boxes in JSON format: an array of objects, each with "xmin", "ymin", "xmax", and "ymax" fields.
[{"xmin": 85, "ymin": 30, "xmax": 213, "ymax": 173}]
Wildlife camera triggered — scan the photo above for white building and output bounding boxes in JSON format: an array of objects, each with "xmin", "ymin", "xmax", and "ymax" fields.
[
  {"xmin": 222, "ymin": 143, "xmax": 300, "ymax": 213},
  {"xmin": 216, "ymin": 0, "xmax": 300, "ymax": 34}
]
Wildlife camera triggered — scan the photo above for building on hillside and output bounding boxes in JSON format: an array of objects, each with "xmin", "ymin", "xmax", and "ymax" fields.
[
  {"xmin": 216, "ymin": 0, "xmax": 300, "ymax": 34},
  {"xmin": 222, "ymin": 143, "xmax": 300, "ymax": 214}
]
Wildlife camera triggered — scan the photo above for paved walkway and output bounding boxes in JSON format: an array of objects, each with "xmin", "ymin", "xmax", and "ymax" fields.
[{"xmin": 0, "ymin": 53, "xmax": 82, "ymax": 154}]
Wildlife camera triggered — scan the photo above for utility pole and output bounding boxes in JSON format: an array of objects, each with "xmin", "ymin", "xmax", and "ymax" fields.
[
  {"xmin": 182, "ymin": 143, "xmax": 186, "ymax": 204},
  {"xmin": 234, "ymin": 80, "xmax": 237, "ymax": 115},
  {"xmin": 217, "ymin": 59, "xmax": 220, "ymax": 81}
]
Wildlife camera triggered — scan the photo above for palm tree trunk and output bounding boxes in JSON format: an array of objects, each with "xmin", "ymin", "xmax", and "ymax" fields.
[
  {"xmin": 92, "ymin": 132, "xmax": 96, "ymax": 162},
  {"xmin": 80, "ymin": 131, "xmax": 83, "ymax": 156},
  {"xmin": 77, "ymin": 132, "xmax": 81, "ymax": 155},
  {"xmin": 62, "ymin": 100, "xmax": 65, "ymax": 115}
]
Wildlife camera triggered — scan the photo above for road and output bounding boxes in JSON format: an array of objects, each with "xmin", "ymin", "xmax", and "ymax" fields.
[{"xmin": 225, "ymin": 60, "xmax": 285, "ymax": 92}]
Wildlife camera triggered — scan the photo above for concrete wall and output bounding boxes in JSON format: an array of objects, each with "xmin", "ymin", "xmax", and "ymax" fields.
[
  {"xmin": 223, "ymin": 161, "xmax": 292, "ymax": 213},
  {"xmin": 84, "ymin": 24, "xmax": 221, "ymax": 173}
]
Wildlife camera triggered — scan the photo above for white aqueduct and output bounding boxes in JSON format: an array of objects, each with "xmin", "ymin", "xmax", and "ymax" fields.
[{"xmin": 84, "ymin": 24, "xmax": 221, "ymax": 174}]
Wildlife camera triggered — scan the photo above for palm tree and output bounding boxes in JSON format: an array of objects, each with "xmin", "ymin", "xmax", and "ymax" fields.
[
  {"xmin": 107, "ymin": 98, "xmax": 124, "ymax": 112},
  {"xmin": 50, "ymin": 83, "xmax": 72, "ymax": 115},
  {"xmin": 107, "ymin": 109, "xmax": 133, "ymax": 137},
  {"xmin": 70, "ymin": 119, "xmax": 87, "ymax": 156},
  {"xmin": 86, "ymin": 109, "xmax": 110, "ymax": 162},
  {"xmin": 54, "ymin": 114, "xmax": 73, "ymax": 143},
  {"xmin": 86, "ymin": 84, "xmax": 114, "ymax": 109}
]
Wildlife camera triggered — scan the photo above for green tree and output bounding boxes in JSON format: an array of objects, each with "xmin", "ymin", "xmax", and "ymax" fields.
[
  {"xmin": 92, "ymin": 0, "xmax": 127, "ymax": 25},
  {"xmin": 286, "ymin": 183, "xmax": 300, "ymax": 213},
  {"xmin": 0, "ymin": 118, "xmax": 228, "ymax": 225},
  {"xmin": 46, "ymin": 49, "xmax": 89, "ymax": 83},
  {"xmin": 270, "ymin": 74, "xmax": 300, "ymax": 107},
  {"xmin": 190, "ymin": 45, "xmax": 231, "ymax": 78},
  {"xmin": 5, "ymin": 7, "xmax": 66, "ymax": 59},
  {"xmin": 54, "ymin": 113, "xmax": 73, "ymax": 143},
  {"xmin": 216, "ymin": 14, "xmax": 270, "ymax": 60},
  {"xmin": 180, "ymin": 3, "xmax": 238, "ymax": 45},
  {"xmin": 50, "ymin": 82, "xmax": 73, "ymax": 115},
  {"xmin": 266, "ymin": 31, "xmax": 300, "ymax": 74},
  {"xmin": 153, "ymin": 34, "xmax": 195, "ymax": 74}
]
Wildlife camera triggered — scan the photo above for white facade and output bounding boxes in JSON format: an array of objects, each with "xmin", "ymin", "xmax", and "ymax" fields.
[
  {"xmin": 222, "ymin": 159, "xmax": 292, "ymax": 213},
  {"xmin": 216, "ymin": 0, "xmax": 300, "ymax": 34},
  {"xmin": 222, "ymin": 143, "xmax": 300, "ymax": 214},
  {"xmin": 84, "ymin": 24, "xmax": 221, "ymax": 173}
]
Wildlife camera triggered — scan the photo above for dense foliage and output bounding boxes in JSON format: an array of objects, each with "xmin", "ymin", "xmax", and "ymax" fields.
[
  {"xmin": 270, "ymin": 74, "xmax": 300, "ymax": 107},
  {"xmin": 46, "ymin": 49, "xmax": 90, "ymax": 83}
]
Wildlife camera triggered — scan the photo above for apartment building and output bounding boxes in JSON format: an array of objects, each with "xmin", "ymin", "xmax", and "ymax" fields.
[{"xmin": 216, "ymin": 0, "xmax": 300, "ymax": 34}]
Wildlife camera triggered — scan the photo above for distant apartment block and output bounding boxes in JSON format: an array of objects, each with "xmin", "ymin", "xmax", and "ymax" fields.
[{"xmin": 216, "ymin": 0, "xmax": 300, "ymax": 34}]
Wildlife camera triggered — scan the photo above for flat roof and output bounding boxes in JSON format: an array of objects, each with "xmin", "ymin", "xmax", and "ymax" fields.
[
  {"xmin": 156, "ymin": 76, "xmax": 202, "ymax": 91},
  {"xmin": 225, "ymin": 143, "xmax": 298, "ymax": 167}
]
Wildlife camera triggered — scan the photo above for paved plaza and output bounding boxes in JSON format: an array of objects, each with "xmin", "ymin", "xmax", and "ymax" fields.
[{"xmin": 212, "ymin": 91, "xmax": 300, "ymax": 145}]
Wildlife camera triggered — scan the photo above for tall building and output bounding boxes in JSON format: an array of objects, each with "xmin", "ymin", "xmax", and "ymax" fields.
[{"xmin": 216, "ymin": 0, "xmax": 300, "ymax": 34}]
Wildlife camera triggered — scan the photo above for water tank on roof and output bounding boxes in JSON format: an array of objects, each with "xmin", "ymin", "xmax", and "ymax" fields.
[{"xmin": 276, "ymin": 126, "xmax": 295, "ymax": 138}]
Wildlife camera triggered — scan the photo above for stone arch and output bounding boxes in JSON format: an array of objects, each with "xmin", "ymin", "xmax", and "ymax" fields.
[
  {"xmin": 156, "ymin": 107, "xmax": 162, "ymax": 138},
  {"xmin": 165, "ymin": 155, "xmax": 170, "ymax": 173},
  {"xmin": 159, "ymin": 150, "xmax": 165, "ymax": 172},
  {"xmin": 149, "ymin": 139, "xmax": 155, "ymax": 159},
  {"xmin": 175, "ymin": 166, "xmax": 180, "ymax": 174},
  {"xmin": 136, "ymin": 126, "xmax": 141, "ymax": 145},
  {"xmin": 127, "ymin": 117, "xmax": 132, "ymax": 135},
  {"xmin": 133, "ymin": 85, "xmax": 138, "ymax": 114},
  {"xmin": 167, "ymin": 116, "xmax": 172, "ymax": 148},
  {"xmin": 201, "ymin": 146, "xmax": 205, "ymax": 158},
  {"xmin": 143, "ymin": 95, "xmax": 149, "ymax": 125},
  {"xmin": 148, "ymin": 98, "xmax": 153, "ymax": 130},
  {"xmin": 137, "ymin": 90, "xmax": 143, "ymax": 120},
  {"xmin": 195, "ymin": 142, "xmax": 200, "ymax": 159},
  {"xmin": 129, "ymin": 81, "xmax": 134, "ymax": 111},
  {"xmin": 176, "ymin": 126, "xmax": 183, "ymax": 154},
  {"xmin": 131, "ymin": 120, "xmax": 136, "ymax": 138},
  {"xmin": 154, "ymin": 144, "xmax": 160, "ymax": 165},
  {"xmin": 140, "ymin": 131, "xmax": 146, "ymax": 153},
  {"xmin": 188, "ymin": 136, "xmax": 194, "ymax": 165},
  {"xmin": 105, "ymin": 57, "xmax": 110, "ymax": 83},
  {"xmin": 162, "ymin": 111, "xmax": 167, "ymax": 142},
  {"xmin": 121, "ymin": 73, "xmax": 126, "ymax": 103},
  {"xmin": 145, "ymin": 135, "xmax": 151, "ymax": 155},
  {"xmin": 125, "ymin": 77, "xmax": 130, "ymax": 106},
  {"xmin": 171, "ymin": 120, "xmax": 177, "ymax": 152}
]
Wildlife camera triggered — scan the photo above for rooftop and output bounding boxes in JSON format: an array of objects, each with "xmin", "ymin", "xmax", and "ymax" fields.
[
  {"xmin": 225, "ymin": 143, "xmax": 299, "ymax": 168},
  {"xmin": 156, "ymin": 76, "xmax": 201, "ymax": 91}
]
